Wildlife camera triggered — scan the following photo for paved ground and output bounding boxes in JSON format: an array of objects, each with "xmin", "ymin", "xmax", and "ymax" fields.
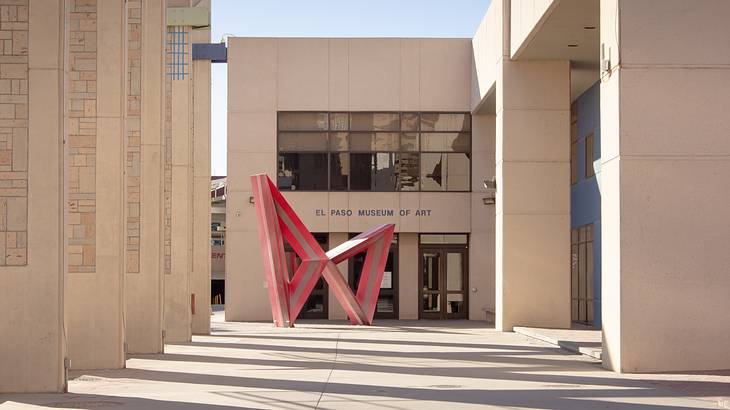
[{"xmin": 2, "ymin": 311, "xmax": 729, "ymax": 409}]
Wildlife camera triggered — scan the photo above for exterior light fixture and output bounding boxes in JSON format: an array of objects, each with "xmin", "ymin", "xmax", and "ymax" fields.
[
  {"xmin": 482, "ymin": 177, "xmax": 496, "ymax": 205},
  {"xmin": 249, "ymin": 196, "xmax": 255, "ymax": 204}
]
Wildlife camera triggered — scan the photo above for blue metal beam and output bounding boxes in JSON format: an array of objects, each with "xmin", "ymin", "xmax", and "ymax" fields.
[{"xmin": 192, "ymin": 43, "xmax": 227, "ymax": 63}]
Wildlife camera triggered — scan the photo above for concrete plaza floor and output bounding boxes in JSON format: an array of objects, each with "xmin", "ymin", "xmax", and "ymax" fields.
[{"xmin": 2, "ymin": 311, "xmax": 729, "ymax": 409}]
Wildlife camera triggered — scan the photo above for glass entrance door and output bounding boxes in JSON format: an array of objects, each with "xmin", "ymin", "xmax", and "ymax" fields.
[
  {"xmin": 285, "ymin": 233, "xmax": 328, "ymax": 319},
  {"xmin": 419, "ymin": 248, "xmax": 468, "ymax": 319},
  {"xmin": 349, "ymin": 234, "xmax": 398, "ymax": 319}
]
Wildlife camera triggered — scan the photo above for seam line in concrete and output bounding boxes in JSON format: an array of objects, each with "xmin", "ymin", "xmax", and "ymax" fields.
[{"xmin": 316, "ymin": 332, "xmax": 341, "ymax": 409}]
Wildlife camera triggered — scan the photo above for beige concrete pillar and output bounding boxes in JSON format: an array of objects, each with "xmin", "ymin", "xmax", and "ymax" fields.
[
  {"xmin": 469, "ymin": 114, "xmax": 496, "ymax": 321},
  {"xmin": 190, "ymin": 21, "xmax": 211, "ymax": 335},
  {"xmin": 495, "ymin": 59, "xmax": 571, "ymax": 331},
  {"xmin": 65, "ymin": 0, "xmax": 126, "ymax": 370},
  {"xmin": 165, "ymin": 76, "xmax": 192, "ymax": 342},
  {"xmin": 328, "ymin": 232, "xmax": 349, "ymax": 320},
  {"xmin": 224, "ymin": 37, "xmax": 277, "ymax": 322},
  {"xmin": 0, "ymin": 0, "xmax": 66, "ymax": 393},
  {"xmin": 600, "ymin": 0, "xmax": 730, "ymax": 372},
  {"xmin": 398, "ymin": 233, "xmax": 418, "ymax": 320},
  {"xmin": 124, "ymin": 0, "xmax": 165, "ymax": 354}
]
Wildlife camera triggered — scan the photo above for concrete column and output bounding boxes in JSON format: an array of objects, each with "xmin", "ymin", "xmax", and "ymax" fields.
[
  {"xmin": 469, "ymin": 114, "xmax": 496, "ymax": 321},
  {"xmin": 600, "ymin": 0, "xmax": 730, "ymax": 372},
  {"xmin": 224, "ymin": 37, "xmax": 278, "ymax": 322},
  {"xmin": 495, "ymin": 59, "xmax": 571, "ymax": 331},
  {"xmin": 191, "ymin": 22, "xmax": 211, "ymax": 335},
  {"xmin": 65, "ymin": 0, "xmax": 126, "ymax": 370},
  {"xmin": 0, "ymin": 0, "xmax": 66, "ymax": 393},
  {"xmin": 165, "ymin": 76, "xmax": 192, "ymax": 342},
  {"xmin": 398, "ymin": 232, "xmax": 418, "ymax": 320},
  {"xmin": 328, "ymin": 232, "xmax": 349, "ymax": 320},
  {"xmin": 124, "ymin": 0, "xmax": 165, "ymax": 354}
]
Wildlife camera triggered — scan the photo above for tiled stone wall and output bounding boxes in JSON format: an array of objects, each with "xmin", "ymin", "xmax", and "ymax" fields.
[
  {"xmin": 126, "ymin": 0, "xmax": 141, "ymax": 273},
  {"xmin": 163, "ymin": 31, "xmax": 171, "ymax": 275},
  {"xmin": 0, "ymin": 0, "xmax": 28, "ymax": 266},
  {"xmin": 67, "ymin": 0, "xmax": 97, "ymax": 273},
  {"xmin": 163, "ymin": 25, "xmax": 190, "ymax": 275}
]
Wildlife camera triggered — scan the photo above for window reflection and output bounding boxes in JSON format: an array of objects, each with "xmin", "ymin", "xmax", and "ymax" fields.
[
  {"xmin": 351, "ymin": 112, "xmax": 399, "ymax": 131},
  {"xmin": 395, "ymin": 153, "xmax": 419, "ymax": 191},
  {"xmin": 278, "ymin": 153, "xmax": 328, "ymax": 191},
  {"xmin": 279, "ymin": 112, "xmax": 328, "ymax": 131},
  {"xmin": 278, "ymin": 132, "xmax": 328, "ymax": 152},
  {"xmin": 276, "ymin": 112, "xmax": 471, "ymax": 191},
  {"xmin": 330, "ymin": 153, "xmax": 348, "ymax": 191}
]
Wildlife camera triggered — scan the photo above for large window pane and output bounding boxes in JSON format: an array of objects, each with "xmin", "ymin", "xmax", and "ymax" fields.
[
  {"xmin": 330, "ymin": 153, "xmax": 348, "ymax": 191},
  {"xmin": 420, "ymin": 113, "xmax": 471, "ymax": 132},
  {"xmin": 329, "ymin": 113, "xmax": 349, "ymax": 131},
  {"xmin": 373, "ymin": 153, "xmax": 396, "ymax": 191},
  {"xmin": 329, "ymin": 132, "xmax": 348, "ymax": 151},
  {"xmin": 395, "ymin": 153, "xmax": 419, "ymax": 191},
  {"xmin": 350, "ymin": 132, "xmax": 399, "ymax": 151},
  {"xmin": 278, "ymin": 132, "xmax": 328, "ymax": 151},
  {"xmin": 350, "ymin": 112, "xmax": 399, "ymax": 131},
  {"xmin": 401, "ymin": 112, "xmax": 419, "ymax": 131},
  {"xmin": 350, "ymin": 153, "xmax": 372, "ymax": 190},
  {"xmin": 446, "ymin": 153, "xmax": 470, "ymax": 191},
  {"xmin": 585, "ymin": 133, "xmax": 595, "ymax": 178},
  {"xmin": 278, "ymin": 112, "xmax": 328, "ymax": 131},
  {"xmin": 421, "ymin": 153, "xmax": 470, "ymax": 191},
  {"xmin": 419, "ymin": 234, "xmax": 468, "ymax": 244},
  {"xmin": 421, "ymin": 132, "xmax": 470, "ymax": 152},
  {"xmin": 421, "ymin": 153, "xmax": 445, "ymax": 191},
  {"xmin": 277, "ymin": 153, "xmax": 328, "ymax": 191},
  {"xmin": 400, "ymin": 133, "xmax": 418, "ymax": 151}
]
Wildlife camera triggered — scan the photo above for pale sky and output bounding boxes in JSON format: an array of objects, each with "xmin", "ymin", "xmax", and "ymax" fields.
[{"xmin": 210, "ymin": 0, "xmax": 492, "ymax": 175}]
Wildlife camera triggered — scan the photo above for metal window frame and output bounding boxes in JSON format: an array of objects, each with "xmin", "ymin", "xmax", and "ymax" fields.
[
  {"xmin": 166, "ymin": 26, "xmax": 189, "ymax": 80},
  {"xmin": 275, "ymin": 111, "xmax": 472, "ymax": 193}
]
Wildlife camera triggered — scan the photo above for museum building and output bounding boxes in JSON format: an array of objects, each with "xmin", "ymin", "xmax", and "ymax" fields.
[
  {"xmin": 225, "ymin": 0, "xmax": 730, "ymax": 375},
  {"xmin": 224, "ymin": 36, "xmax": 603, "ymax": 324}
]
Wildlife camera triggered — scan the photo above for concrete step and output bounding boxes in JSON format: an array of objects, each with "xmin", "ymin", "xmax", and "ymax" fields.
[{"xmin": 514, "ymin": 326, "xmax": 602, "ymax": 360}]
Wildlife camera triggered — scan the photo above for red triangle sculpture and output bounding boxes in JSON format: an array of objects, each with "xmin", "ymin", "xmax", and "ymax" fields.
[{"xmin": 251, "ymin": 174, "xmax": 395, "ymax": 327}]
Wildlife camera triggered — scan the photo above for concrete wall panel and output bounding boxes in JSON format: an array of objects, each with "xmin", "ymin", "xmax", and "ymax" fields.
[{"xmin": 277, "ymin": 39, "xmax": 329, "ymax": 110}]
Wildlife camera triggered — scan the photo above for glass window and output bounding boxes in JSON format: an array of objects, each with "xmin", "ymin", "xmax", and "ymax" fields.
[
  {"xmin": 330, "ymin": 153, "xmax": 348, "ymax": 191},
  {"xmin": 350, "ymin": 112, "xmax": 399, "ymax": 131},
  {"xmin": 421, "ymin": 153, "xmax": 445, "ymax": 191},
  {"xmin": 446, "ymin": 253, "xmax": 463, "ymax": 291},
  {"xmin": 400, "ymin": 133, "xmax": 418, "ymax": 151},
  {"xmin": 278, "ymin": 112, "xmax": 328, "ymax": 131},
  {"xmin": 419, "ymin": 234, "xmax": 468, "ymax": 244},
  {"xmin": 277, "ymin": 153, "xmax": 328, "ymax": 191},
  {"xmin": 446, "ymin": 153, "xmax": 470, "ymax": 191},
  {"xmin": 329, "ymin": 113, "xmax": 349, "ymax": 131},
  {"xmin": 329, "ymin": 132, "xmax": 348, "ymax": 151},
  {"xmin": 420, "ymin": 113, "xmax": 470, "ymax": 132},
  {"xmin": 373, "ymin": 153, "xmax": 397, "ymax": 191},
  {"xmin": 421, "ymin": 132, "xmax": 470, "ymax": 152},
  {"xmin": 278, "ymin": 132, "xmax": 328, "ymax": 152},
  {"xmin": 350, "ymin": 132, "xmax": 399, "ymax": 152},
  {"xmin": 401, "ymin": 113, "xmax": 419, "ymax": 131},
  {"xmin": 585, "ymin": 133, "xmax": 595, "ymax": 178},
  {"xmin": 395, "ymin": 153, "xmax": 419, "ymax": 191},
  {"xmin": 276, "ymin": 111, "xmax": 471, "ymax": 192},
  {"xmin": 571, "ymin": 140, "xmax": 579, "ymax": 184},
  {"xmin": 350, "ymin": 153, "xmax": 372, "ymax": 191},
  {"xmin": 420, "ymin": 153, "xmax": 470, "ymax": 191}
]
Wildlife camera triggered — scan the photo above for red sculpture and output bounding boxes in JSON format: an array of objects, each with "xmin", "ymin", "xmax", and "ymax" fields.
[{"xmin": 251, "ymin": 174, "xmax": 395, "ymax": 327}]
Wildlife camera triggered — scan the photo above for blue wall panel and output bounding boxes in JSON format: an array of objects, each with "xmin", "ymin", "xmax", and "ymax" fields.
[{"xmin": 571, "ymin": 81, "xmax": 602, "ymax": 328}]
